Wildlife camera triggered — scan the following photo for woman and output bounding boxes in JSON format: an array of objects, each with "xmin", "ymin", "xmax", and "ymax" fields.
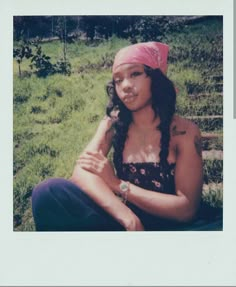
[{"xmin": 32, "ymin": 42, "xmax": 222, "ymax": 231}]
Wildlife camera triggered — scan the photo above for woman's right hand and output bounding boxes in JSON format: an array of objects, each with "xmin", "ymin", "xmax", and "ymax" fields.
[{"xmin": 124, "ymin": 214, "xmax": 145, "ymax": 231}]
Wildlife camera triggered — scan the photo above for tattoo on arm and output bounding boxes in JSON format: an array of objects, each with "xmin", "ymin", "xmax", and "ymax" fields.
[
  {"xmin": 194, "ymin": 135, "xmax": 202, "ymax": 157},
  {"xmin": 172, "ymin": 125, "xmax": 186, "ymax": 136}
]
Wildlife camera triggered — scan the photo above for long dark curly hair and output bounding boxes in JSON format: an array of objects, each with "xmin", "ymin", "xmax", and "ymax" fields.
[{"xmin": 106, "ymin": 66, "xmax": 176, "ymax": 178}]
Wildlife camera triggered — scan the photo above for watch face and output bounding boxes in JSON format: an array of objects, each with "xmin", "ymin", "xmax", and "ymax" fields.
[{"xmin": 120, "ymin": 181, "xmax": 129, "ymax": 192}]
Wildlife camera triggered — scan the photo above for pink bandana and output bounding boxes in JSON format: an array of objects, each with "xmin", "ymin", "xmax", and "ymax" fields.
[{"xmin": 112, "ymin": 42, "xmax": 169, "ymax": 74}]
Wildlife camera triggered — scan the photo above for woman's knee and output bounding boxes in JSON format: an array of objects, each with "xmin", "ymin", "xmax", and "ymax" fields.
[
  {"xmin": 32, "ymin": 177, "xmax": 86, "ymax": 211},
  {"xmin": 31, "ymin": 178, "xmax": 74, "ymax": 230},
  {"xmin": 32, "ymin": 178, "xmax": 64, "ymax": 211}
]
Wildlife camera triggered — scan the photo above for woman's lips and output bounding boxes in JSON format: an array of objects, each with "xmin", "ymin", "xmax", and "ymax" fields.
[{"xmin": 123, "ymin": 94, "xmax": 136, "ymax": 103}]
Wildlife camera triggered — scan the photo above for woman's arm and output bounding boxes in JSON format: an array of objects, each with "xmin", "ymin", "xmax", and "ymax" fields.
[
  {"xmin": 70, "ymin": 116, "xmax": 144, "ymax": 231},
  {"xmin": 118, "ymin": 122, "xmax": 203, "ymax": 222},
  {"xmin": 83, "ymin": 121, "xmax": 203, "ymax": 223}
]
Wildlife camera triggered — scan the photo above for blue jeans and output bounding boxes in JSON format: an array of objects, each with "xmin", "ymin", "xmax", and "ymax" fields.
[
  {"xmin": 32, "ymin": 178, "xmax": 125, "ymax": 231},
  {"xmin": 31, "ymin": 178, "xmax": 223, "ymax": 231}
]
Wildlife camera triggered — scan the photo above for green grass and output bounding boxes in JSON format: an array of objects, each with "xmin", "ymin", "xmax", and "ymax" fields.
[
  {"xmin": 13, "ymin": 18, "xmax": 223, "ymax": 231},
  {"xmin": 202, "ymin": 183, "xmax": 223, "ymax": 208},
  {"xmin": 203, "ymin": 159, "xmax": 223, "ymax": 184},
  {"xmin": 177, "ymin": 95, "xmax": 223, "ymax": 116},
  {"xmin": 202, "ymin": 136, "xmax": 223, "ymax": 151}
]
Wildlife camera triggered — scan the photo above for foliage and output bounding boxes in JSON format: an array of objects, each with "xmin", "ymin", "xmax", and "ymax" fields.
[
  {"xmin": 203, "ymin": 160, "xmax": 223, "ymax": 184},
  {"xmin": 13, "ymin": 16, "xmax": 77, "ymax": 41},
  {"xmin": 202, "ymin": 183, "xmax": 223, "ymax": 208},
  {"xmin": 54, "ymin": 58, "xmax": 71, "ymax": 76},
  {"xmin": 30, "ymin": 43, "xmax": 55, "ymax": 77},
  {"xmin": 13, "ymin": 40, "xmax": 72, "ymax": 78},
  {"xmin": 54, "ymin": 16, "xmax": 77, "ymax": 42},
  {"xmin": 78, "ymin": 16, "xmax": 140, "ymax": 40},
  {"xmin": 14, "ymin": 16, "xmax": 217, "ymax": 43},
  {"xmin": 132, "ymin": 16, "xmax": 185, "ymax": 42},
  {"xmin": 30, "ymin": 45, "xmax": 72, "ymax": 77},
  {"xmin": 13, "ymin": 42, "xmax": 32, "ymax": 77}
]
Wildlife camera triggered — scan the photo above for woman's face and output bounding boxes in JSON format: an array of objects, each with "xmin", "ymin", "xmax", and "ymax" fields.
[{"xmin": 113, "ymin": 64, "xmax": 152, "ymax": 112}]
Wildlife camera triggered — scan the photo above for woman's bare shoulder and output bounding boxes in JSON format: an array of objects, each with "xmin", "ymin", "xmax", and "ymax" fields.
[
  {"xmin": 170, "ymin": 115, "xmax": 202, "ymax": 158},
  {"xmin": 170, "ymin": 114, "xmax": 201, "ymax": 141}
]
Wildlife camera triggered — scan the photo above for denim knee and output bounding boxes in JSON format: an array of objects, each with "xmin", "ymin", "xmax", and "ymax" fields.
[
  {"xmin": 32, "ymin": 178, "xmax": 53, "ymax": 205},
  {"xmin": 31, "ymin": 178, "xmax": 65, "ymax": 216},
  {"xmin": 32, "ymin": 178, "xmax": 72, "ymax": 230}
]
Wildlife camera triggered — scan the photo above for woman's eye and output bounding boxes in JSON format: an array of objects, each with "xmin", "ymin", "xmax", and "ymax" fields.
[
  {"xmin": 131, "ymin": 71, "xmax": 142, "ymax": 77},
  {"xmin": 114, "ymin": 79, "xmax": 122, "ymax": 85}
]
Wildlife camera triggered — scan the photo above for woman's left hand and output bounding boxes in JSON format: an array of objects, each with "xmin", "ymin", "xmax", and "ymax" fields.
[{"xmin": 77, "ymin": 151, "xmax": 119, "ymax": 189}]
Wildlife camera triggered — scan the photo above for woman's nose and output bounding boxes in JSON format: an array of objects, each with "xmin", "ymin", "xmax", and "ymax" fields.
[{"xmin": 122, "ymin": 78, "xmax": 133, "ymax": 90}]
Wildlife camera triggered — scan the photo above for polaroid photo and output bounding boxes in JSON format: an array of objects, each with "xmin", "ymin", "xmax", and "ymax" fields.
[{"xmin": 0, "ymin": 0, "xmax": 235, "ymax": 286}]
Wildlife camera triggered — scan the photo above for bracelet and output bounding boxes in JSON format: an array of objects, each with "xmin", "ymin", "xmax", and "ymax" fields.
[{"xmin": 119, "ymin": 181, "xmax": 130, "ymax": 204}]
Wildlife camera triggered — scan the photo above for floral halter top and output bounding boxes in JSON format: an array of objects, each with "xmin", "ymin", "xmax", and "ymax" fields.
[{"xmin": 118, "ymin": 161, "xmax": 176, "ymax": 195}]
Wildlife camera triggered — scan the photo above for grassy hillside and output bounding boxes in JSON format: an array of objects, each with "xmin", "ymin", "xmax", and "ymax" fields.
[{"xmin": 13, "ymin": 17, "xmax": 223, "ymax": 231}]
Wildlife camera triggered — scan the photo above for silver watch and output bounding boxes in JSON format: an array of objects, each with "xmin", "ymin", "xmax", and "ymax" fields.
[
  {"xmin": 119, "ymin": 181, "xmax": 129, "ymax": 194},
  {"xmin": 119, "ymin": 180, "xmax": 129, "ymax": 204}
]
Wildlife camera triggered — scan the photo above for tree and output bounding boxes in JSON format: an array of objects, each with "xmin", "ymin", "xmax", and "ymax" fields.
[{"xmin": 13, "ymin": 43, "xmax": 32, "ymax": 77}]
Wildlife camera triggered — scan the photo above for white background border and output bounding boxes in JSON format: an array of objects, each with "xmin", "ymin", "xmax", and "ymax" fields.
[{"xmin": 0, "ymin": 0, "xmax": 235, "ymax": 286}]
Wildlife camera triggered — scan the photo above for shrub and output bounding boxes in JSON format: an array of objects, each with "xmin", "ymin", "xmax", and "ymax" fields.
[
  {"xmin": 30, "ymin": 44, "xmax": 55, "ymax": 77},
  {"xmin": 54, "ymin": 58, "xmax": 71, "ymax": 75}
]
